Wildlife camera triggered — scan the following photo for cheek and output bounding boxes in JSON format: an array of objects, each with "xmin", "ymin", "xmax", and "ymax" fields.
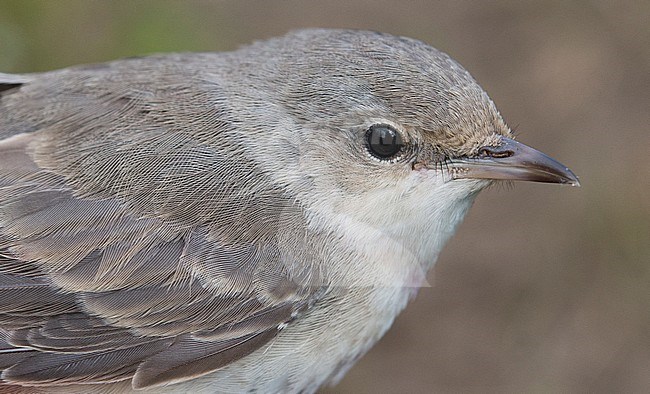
[
  {"xmin": 331, "ymin": 162, "xmax": 411, "ymax": 195},
  {"xmin": 407, "ymin": 167, "xmax": 490, "ymax": 195},
  {"xmin": 402, "ymin": 167, "xmax": 448, "ymax": 193}
]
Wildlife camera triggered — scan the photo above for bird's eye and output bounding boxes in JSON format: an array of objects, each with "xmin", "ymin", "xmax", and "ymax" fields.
[{"xmin": 365, "ymin": 124, "xmax": 404, "ymax": 160}]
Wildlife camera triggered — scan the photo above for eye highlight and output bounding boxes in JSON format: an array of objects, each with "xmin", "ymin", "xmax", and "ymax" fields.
[{"xmin": 365, "ymin": 124, "xmax": 405, "ymax": 161}]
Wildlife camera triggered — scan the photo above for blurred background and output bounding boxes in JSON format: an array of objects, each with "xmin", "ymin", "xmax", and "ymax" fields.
[{"xmin": 1, "ymin": 0, "xmax": 648, "ymax": 392}]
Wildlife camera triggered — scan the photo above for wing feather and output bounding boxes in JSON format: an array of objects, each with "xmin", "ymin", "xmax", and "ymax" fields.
[
  {"xmin": 0, "ymin": 68, "xmax": 325, "ymax": 389},
  {"xmin": 133, "ymin": 331, "xmax": 278, "ymax": 389},
  {"xmin": 2, "ymin": 337, "xmax": 174, "ymax": 385}
]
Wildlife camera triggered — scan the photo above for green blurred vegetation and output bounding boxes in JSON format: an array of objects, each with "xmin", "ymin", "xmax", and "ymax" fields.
[{"xmin": 0, "ymin": 0, "xmax": 241, "ymax": 72}]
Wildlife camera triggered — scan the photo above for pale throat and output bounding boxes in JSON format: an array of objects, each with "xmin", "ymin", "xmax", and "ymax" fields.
[{"xmin": 323, "ymin": 170, "xmax": 486, "ymax": 289}]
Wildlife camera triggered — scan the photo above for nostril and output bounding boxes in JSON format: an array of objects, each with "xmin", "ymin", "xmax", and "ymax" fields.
[{"xmin": 478, "ymin": 147, "xmax": 514, "ymax": 159}]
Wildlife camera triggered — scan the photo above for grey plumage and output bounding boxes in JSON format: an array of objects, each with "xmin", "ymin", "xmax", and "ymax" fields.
[{"xmin": 0, "ymin": 29, "xmax": 577, "ymax": 393}]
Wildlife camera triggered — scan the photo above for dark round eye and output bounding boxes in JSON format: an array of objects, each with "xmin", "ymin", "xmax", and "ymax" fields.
[{"xmin": 365, "ymin": 124, "xmax": 404, "ymax": 160}]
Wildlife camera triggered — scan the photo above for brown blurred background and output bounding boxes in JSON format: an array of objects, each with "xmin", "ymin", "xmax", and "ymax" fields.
[{"xmin": 1, "ymin": 0, "xmax": 648, "ymax": 392}]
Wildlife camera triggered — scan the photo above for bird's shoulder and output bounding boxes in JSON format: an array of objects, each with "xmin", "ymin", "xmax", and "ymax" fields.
[{"xmin": 0, "ymin": 65, "xmax": 327, "ymax": 390}]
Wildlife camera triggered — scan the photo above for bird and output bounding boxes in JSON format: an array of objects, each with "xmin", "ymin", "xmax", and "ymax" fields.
[{"xmin": 0, "ymin": 29, "xmax": 579, "ymax": 393}]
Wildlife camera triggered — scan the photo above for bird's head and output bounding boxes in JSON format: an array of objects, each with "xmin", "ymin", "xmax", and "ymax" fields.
[{"xmin": 229, "ymin": 29, "xmax": 579, "ymax": 283}]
